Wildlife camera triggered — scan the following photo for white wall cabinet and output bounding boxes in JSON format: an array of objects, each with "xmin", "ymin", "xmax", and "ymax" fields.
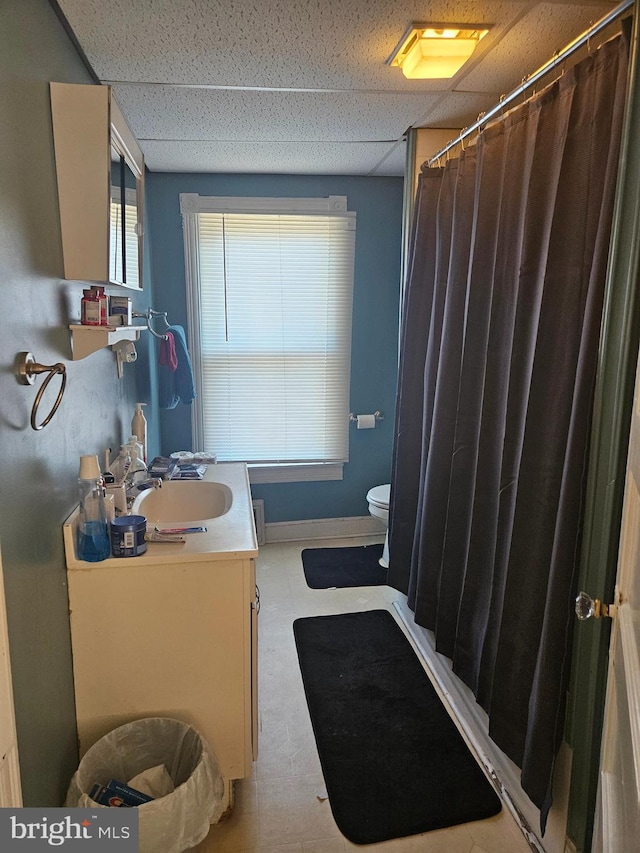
[{"xmin": 50, "ymin": 82, "xmax": 144, "ymax": 290}]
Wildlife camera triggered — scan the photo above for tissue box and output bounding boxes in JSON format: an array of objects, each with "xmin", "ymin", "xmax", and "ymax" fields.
[
  {"xmin": 108, "ymin": 296, "xmax": 132, "ymax": 326},
  {"xmin": 89, "ymin": 780, "xmax": 153, "ymax": 807}
]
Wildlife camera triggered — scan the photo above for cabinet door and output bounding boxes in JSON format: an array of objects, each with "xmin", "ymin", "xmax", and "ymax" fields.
[
  {"xmin": 69, "ymin": 558, "xmax": 254, "ymax": 782},
  {"xmin": 50, "ymin": 82, "xmax": 144, "ymax": 289}
]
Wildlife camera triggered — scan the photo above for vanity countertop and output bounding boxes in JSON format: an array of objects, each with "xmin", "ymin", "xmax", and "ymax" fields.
[{"xmin": 63, "ymin": 462, "xmax": 259, "ymax": 569}]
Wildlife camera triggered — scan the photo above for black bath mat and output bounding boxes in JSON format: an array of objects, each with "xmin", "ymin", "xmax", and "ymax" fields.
[
  {"xmin": 293, "ymin": 609, "xmax": 501, "ymax": 844},
  {"xmin": 301, "ymin": 544, "xmax": 387, "ymax": 588}
]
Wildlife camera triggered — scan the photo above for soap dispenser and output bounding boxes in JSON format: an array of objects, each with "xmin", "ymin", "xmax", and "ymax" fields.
[
  {"xmin": 131, "ymin": 403, "xmax": 147, "ymax": 462},
  {"xmin": 77, "ymin": 455, "xmax": 110, "ymax": 562}
]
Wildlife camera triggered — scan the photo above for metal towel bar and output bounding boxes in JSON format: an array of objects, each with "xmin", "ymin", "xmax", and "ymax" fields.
[
  {"xmin": 132, "ymin": 308, "xmax": 171, "ymax": 340},
  {"xmin": 15, "ymin": 352, "xmax": 67, "ymax": 430}
]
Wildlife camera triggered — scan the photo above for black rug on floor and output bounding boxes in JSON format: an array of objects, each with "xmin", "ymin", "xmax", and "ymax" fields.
[
  {"xmin": 301, "ymin": 544, "xmax": 387, "ymax": 588},
  {"xmin": 293, "ymin": 609, "xmax": 501, "ymax": 844}
]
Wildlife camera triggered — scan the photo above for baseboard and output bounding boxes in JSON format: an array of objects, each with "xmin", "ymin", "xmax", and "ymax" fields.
[{"xmin": 264, "ymin": 515, "xmax": 386, "ymax": 543}]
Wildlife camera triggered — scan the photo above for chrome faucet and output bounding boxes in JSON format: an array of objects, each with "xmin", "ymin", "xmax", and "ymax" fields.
[{"xmin": 125, "ymin": 476, "xmax": 163, "ymax": 504}]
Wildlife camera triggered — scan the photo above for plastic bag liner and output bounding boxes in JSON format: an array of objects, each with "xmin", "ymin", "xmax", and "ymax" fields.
[{"xmin": 66, "ymin": 717, "xmax": 225, "ymax": 853}]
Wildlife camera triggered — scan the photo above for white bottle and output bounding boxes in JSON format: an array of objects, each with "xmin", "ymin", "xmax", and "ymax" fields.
[
  {"xmin": 109, "ymin": 446, "xmax": 132, "ymax": 483},
  {"xmin": 126, "ymin": 435, "xmax": 147, "ymax": 483},
  {"xmin": 131, "ymin": 403, "xmax": 148, "ymax": 462}
]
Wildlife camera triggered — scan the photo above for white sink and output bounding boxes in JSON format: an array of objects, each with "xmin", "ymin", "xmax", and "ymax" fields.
[{"xmin": 131, "ymin": 480, "xmax": 233, "ymax": 525}]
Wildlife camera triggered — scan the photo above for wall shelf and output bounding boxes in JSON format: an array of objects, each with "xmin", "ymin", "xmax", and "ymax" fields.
[{"xmin": 69, "ymin": 324, "xmax": 141, "ymax": 360}]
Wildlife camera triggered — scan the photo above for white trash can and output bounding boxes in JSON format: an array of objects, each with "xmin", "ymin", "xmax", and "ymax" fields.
[{"xmin": 66, "ymin": 717, "xmax": 225, "ymax": 853}]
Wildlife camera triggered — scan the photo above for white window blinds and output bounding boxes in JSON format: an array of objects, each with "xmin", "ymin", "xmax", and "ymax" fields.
[{"xmin": 181, "ymin": 194, "xmax": 356, "ymax": 464}]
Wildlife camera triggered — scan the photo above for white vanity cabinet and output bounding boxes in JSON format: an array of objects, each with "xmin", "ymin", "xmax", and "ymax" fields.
[
  {"xmin": 50, "ymin": 82, "xmax": 144, "ymax": 289},
  {"xmin": 63, "ymin": 464, "xmax": 259, "ymax": 805}
]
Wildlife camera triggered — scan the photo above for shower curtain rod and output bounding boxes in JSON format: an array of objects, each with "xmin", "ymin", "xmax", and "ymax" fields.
[{"xmin": 427, "ymin": 0, "xmax": 633, "ymax": 165}]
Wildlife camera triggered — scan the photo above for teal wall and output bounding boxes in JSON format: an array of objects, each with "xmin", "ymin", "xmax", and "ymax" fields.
[
  {"xmin": 146, "ymin": 173, "xmax": 403, "ymax": 522},
  {"xmin": 0, "ymin": 0, "xmax": 150, "ymax": 804}
]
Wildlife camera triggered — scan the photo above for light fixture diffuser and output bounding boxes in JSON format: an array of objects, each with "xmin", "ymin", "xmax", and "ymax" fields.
[{"xmin": 388, "ymin": 24, "xmax": 491, "ymax": 79}]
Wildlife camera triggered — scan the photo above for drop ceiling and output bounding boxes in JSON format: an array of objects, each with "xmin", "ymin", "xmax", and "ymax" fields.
[{"xmin": 54, "ymin": 0, "xmax": 621, "ymax": 176}]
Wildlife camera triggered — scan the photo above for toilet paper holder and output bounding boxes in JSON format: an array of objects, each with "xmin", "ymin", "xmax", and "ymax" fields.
[{"xmin": 348, "ymin": 411, "xmax": 384, "ymax": 424}]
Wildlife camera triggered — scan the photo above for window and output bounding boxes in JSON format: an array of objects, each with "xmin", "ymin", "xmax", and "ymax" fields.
[{"xmin": 181, "ymin": 194, "xmax": 356, "ymax": 480}]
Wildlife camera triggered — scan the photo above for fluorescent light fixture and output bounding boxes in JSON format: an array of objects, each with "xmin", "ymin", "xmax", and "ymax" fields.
[{"xmin": 388, "ymin": 23, "xmax": 491, "ymax": 79}]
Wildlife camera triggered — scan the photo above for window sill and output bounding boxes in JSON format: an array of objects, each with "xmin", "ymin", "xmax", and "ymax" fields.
[{"xmin": 248, "ymin": 463, "xmax": 344, "ymax": 485}]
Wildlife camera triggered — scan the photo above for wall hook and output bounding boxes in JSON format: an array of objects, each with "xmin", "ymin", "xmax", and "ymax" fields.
[{"xmin": 15, "ymin": 352, "xmax": 67, "ymax": 430}]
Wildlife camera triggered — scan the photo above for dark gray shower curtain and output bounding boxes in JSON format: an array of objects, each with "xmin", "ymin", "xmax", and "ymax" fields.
[{"xmin": 388, "ymin": 33, "xmax": 629, "ymax": 831}]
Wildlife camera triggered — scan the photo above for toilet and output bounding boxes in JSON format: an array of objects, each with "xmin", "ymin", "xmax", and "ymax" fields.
[{"xmin": 366, "ymin": 483, "xmax": 391, "ymax": 568}]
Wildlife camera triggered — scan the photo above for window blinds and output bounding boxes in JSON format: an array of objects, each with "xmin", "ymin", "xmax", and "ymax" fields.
[{"xmin": 190, "ymin": 204, "xmax": 355, "ymax": 464}]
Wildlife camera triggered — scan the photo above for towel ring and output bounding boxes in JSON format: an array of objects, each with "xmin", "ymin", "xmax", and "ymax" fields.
[{"xmin": 16, "ymin": 352, "xmax": 67, "ymax": 430}]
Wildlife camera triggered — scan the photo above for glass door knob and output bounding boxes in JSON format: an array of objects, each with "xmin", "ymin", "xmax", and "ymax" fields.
[
  {"xmin": 575, "ymin": 591, "xmax": 598, "ymax": 620},
  {"xmin": 575, "ymin": 591, "xmax": 616, "ymax": 620}
]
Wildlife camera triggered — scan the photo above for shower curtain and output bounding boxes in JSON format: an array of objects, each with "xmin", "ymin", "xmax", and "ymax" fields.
[{"xmin": 388, "ymin": 32, "xmax": 629, "ymax": 831}]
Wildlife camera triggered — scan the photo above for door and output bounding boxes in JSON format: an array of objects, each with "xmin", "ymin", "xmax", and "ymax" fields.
[
  {"xmin": 0, "ymin": 543, "xmax": 22, "ymax": 806},
  {"xmin": 590, "ymin": 345, "xmax": 640, "ymax": 851}
]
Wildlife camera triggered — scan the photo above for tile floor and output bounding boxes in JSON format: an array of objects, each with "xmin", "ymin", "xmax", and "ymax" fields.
[{"xmin": 195, "ymin": 538, "xmax": 533, "ymax": 853}]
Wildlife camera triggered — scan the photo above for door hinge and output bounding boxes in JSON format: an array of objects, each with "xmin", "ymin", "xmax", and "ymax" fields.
[{"xmin": 575, "ymin": 591, "xmax": 617, "ymax": 621}]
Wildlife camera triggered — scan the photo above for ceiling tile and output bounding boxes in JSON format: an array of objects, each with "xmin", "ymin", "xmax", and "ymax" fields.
[
  {"xmin": 370, "ymin": 142, "xmax": 407, "ymax": 176},
  {"xmin": 459, "ymin": 2, "xmax": 616, "ymax": 93},
  {"xmin": 58, "ymin": 0, "xmax": 529, "ymax": 90},
  {"xmin": 414, "ymin": 91, "xmax": 505, "ymax": 130},
  {"xmin": 140, "ymin": 140, "xmax": 405, "ymax": 175},
  {"xmin": 112, "ymin": 84, "xmax": 443, "ymax": 143}
]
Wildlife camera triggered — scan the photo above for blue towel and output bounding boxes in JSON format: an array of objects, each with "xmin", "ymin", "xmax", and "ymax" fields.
[{"xmin": 158, "ymin": 325, "xmax": 196, "ymax": 409}]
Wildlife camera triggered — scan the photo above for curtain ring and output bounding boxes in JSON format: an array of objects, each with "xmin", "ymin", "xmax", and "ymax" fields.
[{"xmin": 15, "ymin": 352, "xmax": 67, "ymax": 430}]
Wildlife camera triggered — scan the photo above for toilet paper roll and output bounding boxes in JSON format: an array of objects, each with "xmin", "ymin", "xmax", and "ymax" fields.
[{"xmin": 357, "ymin": 414, "xmax": 376, "ymax": 429}]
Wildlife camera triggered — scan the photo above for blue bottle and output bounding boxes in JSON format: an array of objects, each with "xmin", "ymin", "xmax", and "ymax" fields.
[{"xmin": 77, "ymin": 455, "xmax": 111, "ymax": 562}]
